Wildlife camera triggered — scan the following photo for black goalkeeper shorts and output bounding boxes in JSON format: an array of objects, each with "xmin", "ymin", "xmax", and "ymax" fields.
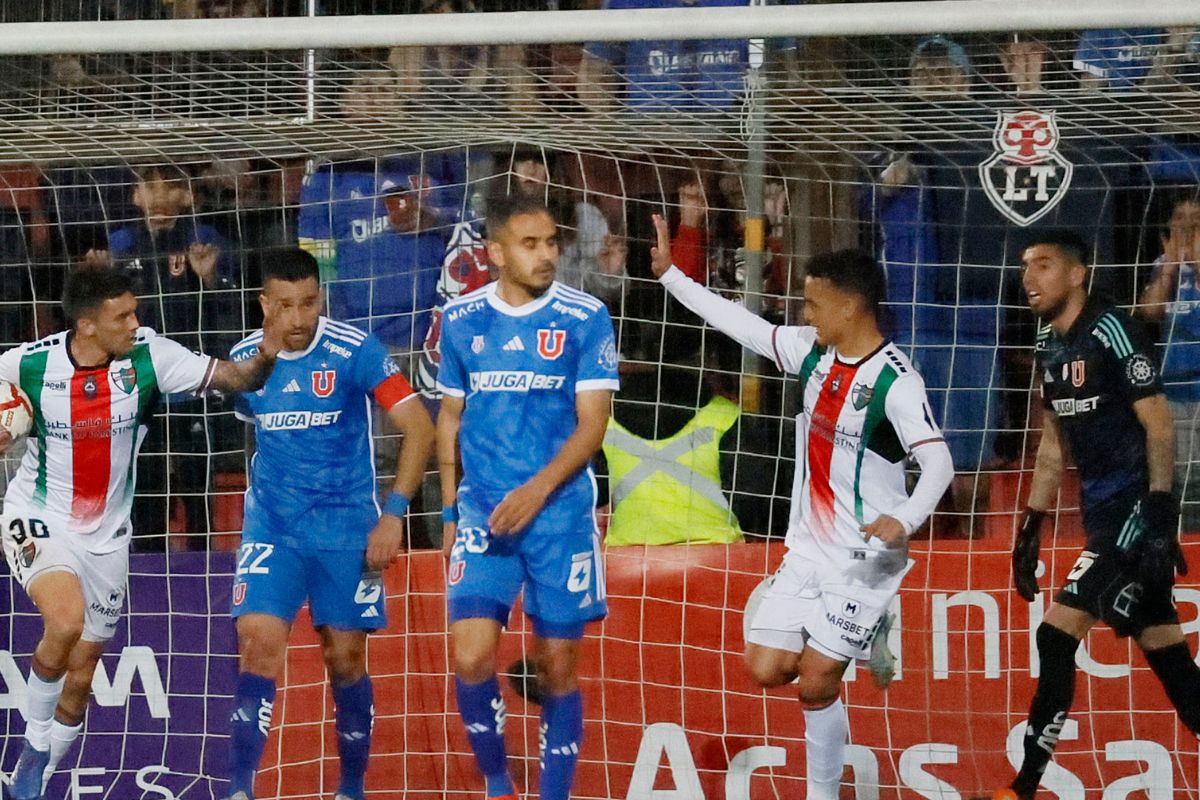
[{"xmin": 1055, "ymin": 486, "xmax": 1179, "ymax": 638}]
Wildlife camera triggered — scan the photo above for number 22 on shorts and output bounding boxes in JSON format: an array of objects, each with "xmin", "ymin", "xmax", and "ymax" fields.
[{"xmin": 236, "ymin": 543, "xmax": 274, "ymax": 576}]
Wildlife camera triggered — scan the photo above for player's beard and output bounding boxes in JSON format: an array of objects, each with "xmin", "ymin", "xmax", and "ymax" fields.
[
  {"xmin": 526, "ymin": 261, "xmax": 556, "ymax": 297},
  {"xmin": 1034, "ymin": 295, "xmax": 1069, "ymax": 324}
]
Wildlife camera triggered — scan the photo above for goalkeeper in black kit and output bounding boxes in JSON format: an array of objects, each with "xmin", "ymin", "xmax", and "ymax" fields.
[{"xmin": 993, "ymin": 231, "xmax": 1199, "ymax": 800}]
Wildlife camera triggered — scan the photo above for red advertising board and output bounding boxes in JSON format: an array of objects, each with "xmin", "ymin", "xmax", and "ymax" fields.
[{"xmin": 258, "ymin": 539, "xmax": 1199, "ymax": 799}]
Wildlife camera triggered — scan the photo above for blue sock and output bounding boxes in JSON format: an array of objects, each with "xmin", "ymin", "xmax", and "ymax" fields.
[
  {"xmin": 332, "ymin": 675, "xmax": 374, "ymax": 799},
  {"xmin": 229, "ymin": 672, "xmax": 276, "ymax": 798},
  {"xmin": 454, "ymin": 675, "xmax": 513, "ymax": 798},
  {"xmin": 539, "ymin": 690, "xmax": 583, "ymax": 800}
]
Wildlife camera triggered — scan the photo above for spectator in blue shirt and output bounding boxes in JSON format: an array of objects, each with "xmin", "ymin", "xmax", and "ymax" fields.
[
  {"xmin": 578, "ymin": 0, "xmax": 750, "ymax": 114},
  {"xmin": 1137, "ymin": 194, "xmax": 1200, "ymax": 527}
]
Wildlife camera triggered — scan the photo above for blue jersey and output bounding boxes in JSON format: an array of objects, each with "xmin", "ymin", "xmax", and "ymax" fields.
[
  {"xmin": 437, "ymin": 282, "xmax": 619, "ymax": 510},
  {"xmin": 1153, "ymin": 258, "xmax": 1200, "ymax": 402},
  {"xmin": 585, "ymin": 0, "xmax": 749, "ymax": 111},
  {"xmin": 1073, "ymin": 28, "xmax": 1164, "ymax": 89},
  {"xmin": 297, "ymin": 155, "xmax": 467, "ymax": 350},
  {"xmin": 231, "ymin": 317, "xmax": 415, "ymax": 549}
]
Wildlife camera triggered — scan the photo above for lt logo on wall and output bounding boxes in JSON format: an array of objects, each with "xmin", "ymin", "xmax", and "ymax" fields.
[{"xmin": 978, "ymin": 110, "xmax": 1074, "ymax": 227}]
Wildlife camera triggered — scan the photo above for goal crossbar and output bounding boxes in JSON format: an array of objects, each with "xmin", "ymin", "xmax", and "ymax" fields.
[{"xmin": 1, "ymin": 0, "xmax": 1199, "ymax": 56}]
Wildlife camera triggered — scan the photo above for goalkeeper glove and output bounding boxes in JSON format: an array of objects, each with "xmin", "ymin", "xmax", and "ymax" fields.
[
  {"xmin": 1137, "ymin": 491, "xmax": 1187, "ymax": 590},
  {"xmin": 1012, "ymin": 508, "xmax": 1045, "ymax": 602}
]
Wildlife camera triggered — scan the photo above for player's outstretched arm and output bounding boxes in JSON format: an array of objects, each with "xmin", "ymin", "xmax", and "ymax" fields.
[
  {"xmin": 365, "ymin": 396, "xmax": 436, "ymax": 571},
  {"xmin": 649, "ymin": 213, "xmax": 784, "ymax": 368},
  {"xmin": 438, "ymin": 395, "xmax": 465, "ymax": 558},
  {"xmin": 488, "ymin": 389, "xmax": 612, "ymax": 536}
]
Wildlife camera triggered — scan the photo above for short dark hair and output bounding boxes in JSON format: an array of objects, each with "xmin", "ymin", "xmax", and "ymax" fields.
[
  {"xmin": 63, "ymin": 268, "xmax": 135, "ymax": 326},
  {"xmin": 1023, "ymin": 229, "xmax": 1090, "ymax": 267},
  {"xmin": 262, "ymin": 248, "xmax": 320, "ymax": 286},
  {"xmin": 484, "ymin": 193, "xmax": 553, "ymax": 238},
  {"xmin": 805, "ymin": 249, "xmax": 887, "ymax": 316}
]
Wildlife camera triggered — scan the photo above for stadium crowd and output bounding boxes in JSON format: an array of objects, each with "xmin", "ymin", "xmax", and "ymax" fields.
[{"xmin": 0, "ymin": 6, "xmax": 1198, "ymax": 554}]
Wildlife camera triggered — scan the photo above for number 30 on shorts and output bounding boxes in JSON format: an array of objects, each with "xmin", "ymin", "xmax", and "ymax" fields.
[{"xmin": 6, "ymin": 517, "xmax": 49, "ymax": 544}]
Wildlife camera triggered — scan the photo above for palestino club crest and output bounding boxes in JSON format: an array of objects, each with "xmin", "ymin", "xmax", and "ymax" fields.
[
  {"xmin": 978, "ymin": 110, "xmax": 1074, "ymax": 227},
  {"xmin": 111, "ymin": 365, "xmax": 137, "ymax": 395}
]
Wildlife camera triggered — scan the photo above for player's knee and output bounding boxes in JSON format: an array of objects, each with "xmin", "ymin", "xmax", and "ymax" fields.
[
  {"xmin": 797, "ymin": 679, "xmax": 841, "ymax": 708},
  {"xmin": 536, "ymin": 654, "xmax": 578, "ymax": 695},
  {"xmin": 237, "ymin": 616, "xmax": 290, "ymax": 678},
  {"xmin": 453, "ymin": 646, "xmax": 496, "ymax": 683},
  {"xmin": 322, "ymin": 642, "xmax": 366, "ymax": 684},
  {"xmin": 42, "ymin": 613, "xmax": 85, "ymax": 650},
  {"xmin": 743, "ymin": 648, "xmax": 796, "ymax": 688},
  {"xmin": 745, "ymin": 659, "xmax": 792, "ymax": 689}
]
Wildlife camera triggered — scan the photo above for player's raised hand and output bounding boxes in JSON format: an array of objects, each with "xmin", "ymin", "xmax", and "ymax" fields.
[
  {"xmin": 257, "ymin": 299, "xmax": 286, "ymax": 360},
  {"xmin": 366, "ymin": 514, "xmax": 406, "ymax": 571},
  {"xmin": 649, "ymin": 213, "xmax": 673, "ymax": 278},
  {"xmin": 1012, "ymin": 508, "xmax": 1045, "ymax": 602},
  {"xmin": 861, "ymin": 514, "xmax": 907, "ymax": 546},
  {"xmin": 488, "ymin": 479, "xmax": 551, "ymax": 536},
  {"xmin": 187, "ymin": 242, "xmax": 220, "ymax": 287}
]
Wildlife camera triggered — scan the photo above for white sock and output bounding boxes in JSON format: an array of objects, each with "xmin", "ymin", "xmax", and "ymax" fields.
[
  {"xmin": 803, "ymin": 698, "xmax": 848, "ymax": 800},
  {"xmin": 44, "ymin": 720, "xmax": 83, "ymax": 785},
  {"xmin": 24, "ymin": 669, "xmax": 65, "ymax": 751}
]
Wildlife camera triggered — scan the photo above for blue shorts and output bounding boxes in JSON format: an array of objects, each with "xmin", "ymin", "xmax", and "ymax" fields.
[
  {"xmin": 232, "ymin": 498, "xmax": 386, "ymax": 630},
  {"xmin": 447, "ymin": 493, "xmax": 606, "ymax": 640}
]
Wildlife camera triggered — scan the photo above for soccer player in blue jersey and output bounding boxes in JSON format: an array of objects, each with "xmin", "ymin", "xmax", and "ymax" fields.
[
  {"xmin": 436, "ymin": 194, "xmax": 618, "ymax": 800},
  {"xmin": 222, "ymin": 250, "xmax": 435, "ymax": 800}
]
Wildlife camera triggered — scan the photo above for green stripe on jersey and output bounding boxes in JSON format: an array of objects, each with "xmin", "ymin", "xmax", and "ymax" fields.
[
  {"xmin": 129, "ymin": 343, "xmax": 160, "ymax": 422},
  {"xmin": 795, "ymin": 343, "xmax": 827, "ymax": 491},
  {"xmin": 797, "ymin": 343, "xmax": 827, "ymax": 390},
  {"xmin": 854, "ymin": 364, "xmax": 899, "ymax": 524},
  {"xmin": 18, "ymin": 349, "xmax": 50, "ymax": 506},
  {"xmin": 124, "ymin": 343, "xmax": 161, "ymax": 496},
  {"xmin": 1095, "ymin": 315, "xmax": 1133, "ymax": 358}
]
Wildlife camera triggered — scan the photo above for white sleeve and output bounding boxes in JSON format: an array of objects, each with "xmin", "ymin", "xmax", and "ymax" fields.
[
  {"xmin": 0, "ymin": 345, "xmax": 22, "ymax": 384},
  {"xmin": 884, "ymin": 372, "xmax": 953, "ymax": 534},
  {"xmin": 892, "ymin": 440, "xmax": 954, "ymax": 536},
  {"xmin": 659, "ymin": 265, "xmax": 816, "ymax": 373},
  {"xmin": 146, "ymin": 331, "xmax": 218, "ymax": 395}
]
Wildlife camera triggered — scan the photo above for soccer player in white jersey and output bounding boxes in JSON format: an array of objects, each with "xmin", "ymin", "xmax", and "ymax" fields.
[
  {"xmin": 0, "ymin": 268, "xmax": 284, "ymax": 800},
  {"xmin": 649, "ymin": 215, "xmax": 954, "ymax": 800}
]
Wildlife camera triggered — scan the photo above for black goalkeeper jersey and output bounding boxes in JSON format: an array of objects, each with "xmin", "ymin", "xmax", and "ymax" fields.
[{"xmin": 1036, "ymin": 297, "xmax": 1163, "ymax": 509}]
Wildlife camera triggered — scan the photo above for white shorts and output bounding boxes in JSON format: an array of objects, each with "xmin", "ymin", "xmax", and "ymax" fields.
[
  {"xmin": 2, "ymin": 514, "xmax": 128, "ymax": 643},
  {"xmin": 746, "ymin": 549, "xmax": 909, "ymax": 662}
]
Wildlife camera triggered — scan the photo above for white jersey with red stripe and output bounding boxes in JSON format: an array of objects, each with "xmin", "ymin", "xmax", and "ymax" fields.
[
  {"xmin": 0, "ymin": 328, "xmax": 215, "ymax": 553},
  {"xmin": 657, "ymin": 266, "xmax": 947, "ymax": 571},
  {"xmin": 772, "ymin": 327, "xmax": 943, "ymax": 563}
]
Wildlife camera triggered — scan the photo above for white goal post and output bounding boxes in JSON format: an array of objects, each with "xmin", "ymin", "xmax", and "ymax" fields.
[{"xmin": 0, "ymin": 0, "xmax": 1198, "ymax": 55}]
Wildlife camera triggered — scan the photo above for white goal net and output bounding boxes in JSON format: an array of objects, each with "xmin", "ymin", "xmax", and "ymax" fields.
[{"xmin": 1, "ymin": 3, "xmax": 1200, "ymax": 799}]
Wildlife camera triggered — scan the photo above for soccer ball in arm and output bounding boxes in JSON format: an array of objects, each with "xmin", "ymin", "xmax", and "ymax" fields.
[{"xmin": 0, "ymin": 380, "xmax": 33, "ymax": 441}]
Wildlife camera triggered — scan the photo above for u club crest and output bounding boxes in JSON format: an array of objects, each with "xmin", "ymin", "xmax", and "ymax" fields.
[{"xmin": 978, "ymin": 110, "xmax": 1074, "ymax": 227}]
